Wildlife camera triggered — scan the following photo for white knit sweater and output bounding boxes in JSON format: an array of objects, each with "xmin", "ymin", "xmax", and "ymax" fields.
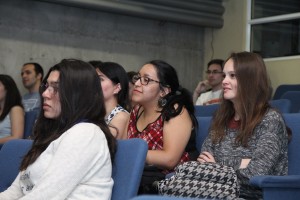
[{"xmin": 0, "ymin": 123, "xmax": 113, "ymax": 200}]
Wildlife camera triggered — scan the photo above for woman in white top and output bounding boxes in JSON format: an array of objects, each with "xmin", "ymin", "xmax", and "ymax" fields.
[
  {"xmin": 0, "ymin": 59, "xmax": 116, "ymax": 200},
  {"xmin": 90, "ymin": 61, "xmax": 130, "ymax": 139},
  {"xmin": 0, "ymin": 74, "xmax": 24, "ymax": 145}
]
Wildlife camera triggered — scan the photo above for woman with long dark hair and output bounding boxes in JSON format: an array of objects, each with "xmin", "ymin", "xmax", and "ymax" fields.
[
  {"xmin": 92, "ymin": 61, "xmax": 130, "ymax": 139},
  {"xmin": 0, "ymin": 74, "xmax": 24, "ymax": 145},
  {"xmin": 0, "ymin": 59, "xmax": 116, "ymax": 200},
  {"xmin": 127, "ymin": 60, "xmax": 198, "ymax": 193}
]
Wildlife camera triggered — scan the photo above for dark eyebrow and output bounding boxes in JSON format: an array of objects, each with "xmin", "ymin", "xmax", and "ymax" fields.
[
  {"xmin": 22, "ymin": 70, "xmax": 32, "ymax": 73},
  {"xmin": 47, "ymin": 81, "xmax": 59, "ymax": 85},
  {"xmin": 140, "ymin": 73, "xmax": 155, "ymax": 79}
]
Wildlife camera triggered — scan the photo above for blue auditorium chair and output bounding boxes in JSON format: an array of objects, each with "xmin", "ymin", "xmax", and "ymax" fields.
[
  {"xmin": 24, "ymin": 111, "xmax": 38, "ymax": 139},
  {"xmin": 272, "ymin": 84, "xmax": 300, "ymax": 100},
  {"xmin": 269, "ymin": 99, "xmax": 291, "ymax": 113},
  {"xmin": 194, "ymin": 104, "xmax": 219, "ymax": 117},
  {"xmin": 280, "ymin": 91, "xmax": 300, "ymax": 113},
  {"xmin": 0, "ymin": 139, "xmax": 33, "ymax": 192},
  {"xmin": 112, "ymin": 138, "xmax": 148, "ymax": 200},
  {"xmin": 250, "ymin": 113, "xmax": 300, "ymax": 200},
  {"xmin": 195, "ymin": 116, "xmax": 212, "ymax": 152}
]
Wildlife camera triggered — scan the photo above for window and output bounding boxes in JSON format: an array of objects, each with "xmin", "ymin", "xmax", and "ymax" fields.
[{"xmin": 248, "ymin": 0, "xmax": 300, "ymax": 59}]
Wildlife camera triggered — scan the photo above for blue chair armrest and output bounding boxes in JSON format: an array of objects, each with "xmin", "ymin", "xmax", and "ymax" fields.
[
  {"xmin": 250, "ymin": 175, "xmax": 300, "ymax": 200},
  {"xmin": 250, "ymin": 175, "xmax": 300, "ymax": 188}
]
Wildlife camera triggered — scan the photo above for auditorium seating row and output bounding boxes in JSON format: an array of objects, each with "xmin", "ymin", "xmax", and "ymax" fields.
[
  {"xmin": 195, "ymin": 97, "xmax": 300, "ymax": 117},
  {"xmin": 0, "ymin": 113, "xmax": 299, "ymax": 200}
]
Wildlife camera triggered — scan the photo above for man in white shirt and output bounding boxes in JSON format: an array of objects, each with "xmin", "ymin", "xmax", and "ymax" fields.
[
  {"xmin": 21, "ymin": 63, "xmax": 44, "ymax": 114},
  {"xmin": 193, "ymin": 59, "xmax": 224, "ymax": 105}
]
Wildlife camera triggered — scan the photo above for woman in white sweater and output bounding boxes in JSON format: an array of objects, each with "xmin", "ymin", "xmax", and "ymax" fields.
[{"xmin": 0, "ymin": 59, "xmax": 116, "ymax": 200}]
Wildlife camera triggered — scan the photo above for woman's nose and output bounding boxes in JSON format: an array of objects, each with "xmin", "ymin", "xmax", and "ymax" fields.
[
  {"xmin": 222, "ymin": 76, "xmax": 228, "ymax": 84},
  {"xmin": 42, "ymin": 88, "xmax": 50, "ymax": 98}
]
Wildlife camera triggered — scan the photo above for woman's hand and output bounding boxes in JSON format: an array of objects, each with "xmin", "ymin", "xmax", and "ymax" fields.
[
  {"xmin": 194, "ymin": 80, "xmax": 210, "ymax": 95},
  {"xmin": 240, "ymin": 159, "xmax": 251, "ymax": 169},
  {"xmin": 197, "ymin": 151, "xmax": 216, "ymax": 163}
]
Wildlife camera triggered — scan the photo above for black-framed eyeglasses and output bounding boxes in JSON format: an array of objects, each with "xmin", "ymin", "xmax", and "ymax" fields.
[
  {"xmin": 205, "ymin": 70, "xmax": 224, "ymax": 75},
  {"xmin": 40, "ymin": 82, "xmax": 59, "ymax": 95},
  {"xmin": 132, "ymin": 74, "xmax": 161, "ymax": 86}
]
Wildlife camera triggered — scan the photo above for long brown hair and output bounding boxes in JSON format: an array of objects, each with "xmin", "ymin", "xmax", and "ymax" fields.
[{"xmin": 211, "ymin": 52, "xmax": 271, "ymax": 146}]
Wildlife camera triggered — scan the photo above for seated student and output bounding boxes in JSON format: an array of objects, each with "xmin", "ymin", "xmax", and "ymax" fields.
[
  {"xmin": 21, "ymin": 62, "xmax": 44, "ymax": 115},
  {"xmin": 197, "ymin": 52, "xmax": 289, "ymax": 199},
  {"xmin": 0, "ymin": 75, "xmax": 24, "ymax": 145},
  {"xmin": 90, "ymin": 61, "xmax": 130, "ymax": 139},
  {"xmin": 193, "ymin": 59, "xmax": 224, "ymax": 105},
  {"xmin": 0, "ymin": 59, "xmax": 116, "ymax": 200},
  {"xmin": 127, "ymin": 60, "xmax": 198, "ymax": 193}
]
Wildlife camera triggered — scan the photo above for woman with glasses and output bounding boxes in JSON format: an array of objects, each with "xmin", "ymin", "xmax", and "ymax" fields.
[
  {"xmin": 127, "ymin": 60, "xmax": 198, "ymax": 194},
  {"xmin": 193, "ymin": 59, "xmax": 224, "ymax": 105},
  {"xmin": 197, "ymin": 52, "xmax": 289, "ymax": 199},
  {"xmin": 0, "ymin": 75, "xmax": 24, "ymax": 145},
  {"xmin": 90, "ymin": 61, "xmax": 130, "ymax": 139},
  {"xmin": 0, "ymin": 59, "xmax": 116, "ymax": 200}
]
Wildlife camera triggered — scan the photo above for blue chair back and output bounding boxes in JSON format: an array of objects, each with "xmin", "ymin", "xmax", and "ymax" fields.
[
  {"xmin": 273, "ymin": 84, "xmax": 300, "ymax": 100},
  {"xmin": 280, "ymin": 91, "xmax": 300, "ymax": 113},
  {"xmin": 24, "ymin": 111, "xmax": 38, "ymax": 139},
  {"xmin": 0, "ymin": 139, "xmax": 33, "ymax": 192},
  {"xmin": 269, "ymin": 99, "xmax": 291, "ymax": 113},
  {"xmin": 249, "ymin": 113, "xmax": 300, "ymax": 200},
  {"xmin": 112, "ymin": 139, "xmax": 148, "ymax": 200},
  {"xmin": 283, "ymin": 113, "xmax": 300, "ymax": 175},
  {"xmin": 194, "ymin": 104, "xmax": 219, "ymax": 117},
  {"xmin": 196, "ymin": 117, "xmax": 212, "ymax": 152}
]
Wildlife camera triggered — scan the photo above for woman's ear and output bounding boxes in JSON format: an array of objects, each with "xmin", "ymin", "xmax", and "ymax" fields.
[
  {"xmin": 37, "ymin": 73, "xmax": 43, "ymax": 81},
  {"xmin": 160, "ymin": 86, "xmax": 171, "ymax": 97},
  {"xmin": 113, "ymin": 83, "xmax": 121, "ymax": 94}
]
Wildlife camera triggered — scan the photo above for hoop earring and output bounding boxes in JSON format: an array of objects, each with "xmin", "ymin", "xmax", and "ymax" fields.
[{"xmin": 158, "ymin": 97, "xmax": 167, "ymax": 107}]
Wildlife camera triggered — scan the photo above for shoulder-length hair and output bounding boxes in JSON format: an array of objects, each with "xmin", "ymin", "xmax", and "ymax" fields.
[
  {"xmin": 20, "ymin": 59, "xmax": 116, "ymax": 170},
  {"xmin": 96, "ymin": 62, "xmax": 130, "ymax": 111},
  {"xmin": 0, "ymin": 74, "xmax": 23, "ymax": 121},
  {"xmin": 211, "ymin": 52, "xmax": 271, "ymax": 146}
]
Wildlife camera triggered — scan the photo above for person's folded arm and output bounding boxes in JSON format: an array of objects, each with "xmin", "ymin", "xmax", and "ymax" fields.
[{"xmin": 237, "ymin": 113, "xmax": 288, "ymax": 182}]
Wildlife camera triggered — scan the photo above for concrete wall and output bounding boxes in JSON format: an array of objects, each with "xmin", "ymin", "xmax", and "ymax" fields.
[
  {"xmin": 204, "ymin": 0, "xmax": 300, "ymax": 95},
  {"xmin": 0, "ymin": 0, "xmax": 205, "ymax": 95},
  {"xmin": 204, "ymin": 0, "xmax": 247, "ymax": 74}
]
